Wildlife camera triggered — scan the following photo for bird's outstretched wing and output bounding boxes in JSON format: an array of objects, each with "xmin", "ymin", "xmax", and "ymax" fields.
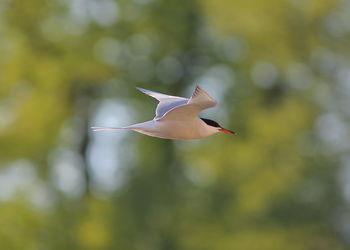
[
  {"xmin": 156, "ymin": 85, "xmax": 217, "ymax": 121},
  {"xmin": 137, "ymin": 87, "xmax": 188, "ymax": 119}
]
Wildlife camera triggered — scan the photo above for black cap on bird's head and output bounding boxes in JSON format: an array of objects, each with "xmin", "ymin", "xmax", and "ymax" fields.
[{"xmin": 200, "ymin": 118, "xmax": 236, "ymax": 135}]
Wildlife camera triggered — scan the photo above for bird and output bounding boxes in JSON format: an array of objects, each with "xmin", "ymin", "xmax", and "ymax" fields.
[{"xmin": 91, "ymin": 85, "xmax": 236, "ymax": 140}]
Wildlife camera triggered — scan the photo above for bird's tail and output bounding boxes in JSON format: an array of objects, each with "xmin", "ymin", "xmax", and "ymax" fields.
[{"xmin": 91, "ymin": 126, "xmax": 126, "ymax": 131}]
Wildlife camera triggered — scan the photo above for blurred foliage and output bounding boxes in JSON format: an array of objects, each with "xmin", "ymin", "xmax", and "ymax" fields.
[{"xmin": 1, "ymin": 0, "xmax": 350, "ymax": 249}]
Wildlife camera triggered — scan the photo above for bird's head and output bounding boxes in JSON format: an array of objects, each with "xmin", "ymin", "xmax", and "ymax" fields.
[{"xmin": 200, "ymin": 118, "xmax": 236, "ymax": 135}]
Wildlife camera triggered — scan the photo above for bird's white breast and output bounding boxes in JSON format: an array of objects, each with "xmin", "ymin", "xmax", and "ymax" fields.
[{"xmin": 133, "ymin": 119, "xmax": 217, "ymax": 140}]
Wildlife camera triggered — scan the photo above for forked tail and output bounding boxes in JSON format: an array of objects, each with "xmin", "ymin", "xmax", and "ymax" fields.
[
  {"xmin": 91, "ymin": 121, "xmax": 152, "ymax": 132},
  {"xmin": 91, "ymin": 126, "xmax": 125, "ymax": 131}
]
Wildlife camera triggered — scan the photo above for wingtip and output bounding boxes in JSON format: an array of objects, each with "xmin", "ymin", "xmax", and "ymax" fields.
[
  {"xmin": 136, "ymin": 87, "xmax": 146, "ymax": 92},
  {"xmin": 192, "ymin": 84, "xmax": 204, "ymax": 97},
  {"xmin": 194, "ymin": 84, "xmax": 201, "ymax": 91}
]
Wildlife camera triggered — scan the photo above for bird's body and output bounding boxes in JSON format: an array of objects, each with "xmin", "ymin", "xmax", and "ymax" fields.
[
  {"xmin": 92, "ymin": 85, "xmax": 235, "ymax": 140},
  {"xmin": 125, "ymin": 118, "xmax": 218, "ymax": 139}
]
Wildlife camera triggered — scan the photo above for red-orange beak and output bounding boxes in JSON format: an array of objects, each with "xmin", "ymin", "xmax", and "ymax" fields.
[{"xmin": 219, "ymin": 128, "xmax": 236, "ymax": 134}]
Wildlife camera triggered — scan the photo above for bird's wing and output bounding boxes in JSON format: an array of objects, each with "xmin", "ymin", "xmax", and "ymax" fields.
[
  {"xmin": 137, "ymin": 87, "xmax": 188, "ymax": 119},
  {"xmin": 156, "ymin": 85, "xmax": 217, "ymax": 121}
]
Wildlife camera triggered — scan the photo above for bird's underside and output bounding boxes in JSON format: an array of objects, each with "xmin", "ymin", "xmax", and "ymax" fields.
[{"xmin": 126, "ymin": 118, "xmax": 217, "ymax": 140}]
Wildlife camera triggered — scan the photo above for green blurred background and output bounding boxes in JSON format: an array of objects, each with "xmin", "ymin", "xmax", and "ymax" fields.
[{"xmin": 1, "ymin": 0, "xmax": 350, "ymax": 249}]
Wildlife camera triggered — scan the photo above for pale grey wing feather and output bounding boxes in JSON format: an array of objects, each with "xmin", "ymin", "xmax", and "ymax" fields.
[
  {"xmin": 154, "ymin": 98, "xmax": 188, "ymax": 119},
  {"xmin": 137, "ymin": 87, "xmax": 188, "ymax": 119},
  {"xmin": 156, "ymin": 85, "xmax": 217, "ymax": 121},
  {"xmin": 155, "ymin": 104, "xmax": 199, "ymax": 121}
]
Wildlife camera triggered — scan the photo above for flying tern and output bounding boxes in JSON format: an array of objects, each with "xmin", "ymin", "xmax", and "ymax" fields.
[{"xmin": 91, "ymin": 85, "xmax": 236, "ymax": 139}]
